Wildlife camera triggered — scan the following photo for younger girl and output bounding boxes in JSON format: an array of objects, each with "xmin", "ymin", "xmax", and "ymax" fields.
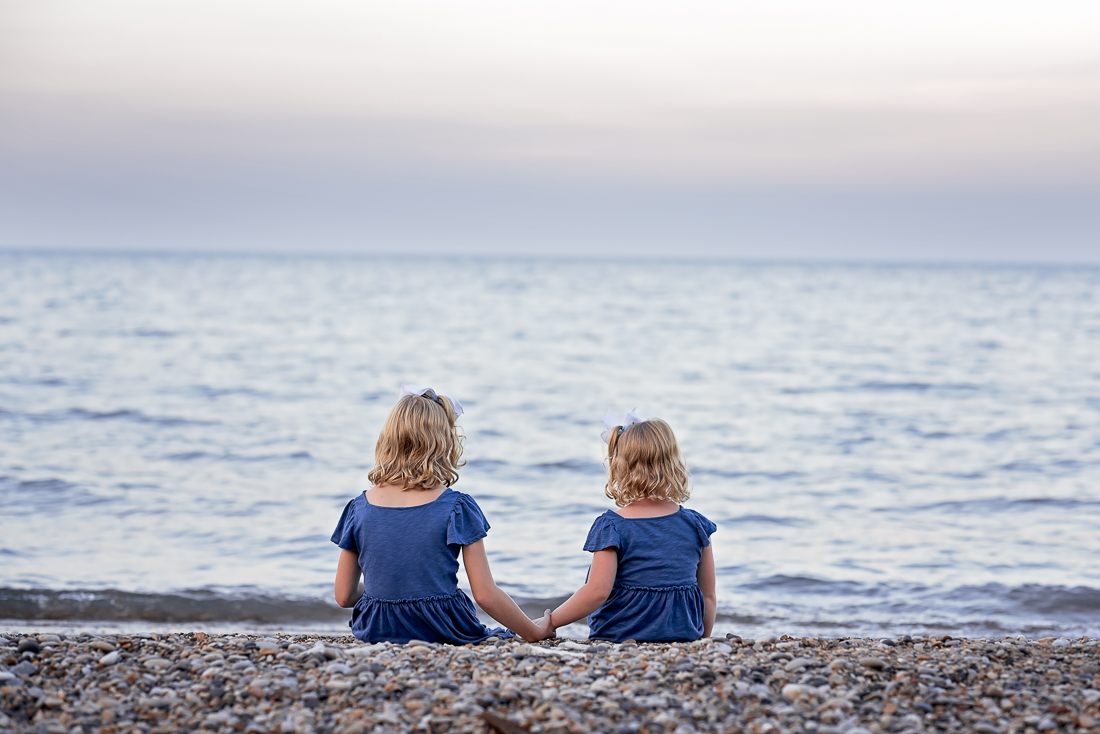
[
  {"xmin": 547, "ymin": 411, "xmax": 717, "ymax": 642},
  {"xmin": 331, "ymin": 384, "xmax": 552, "ymax": 644}
]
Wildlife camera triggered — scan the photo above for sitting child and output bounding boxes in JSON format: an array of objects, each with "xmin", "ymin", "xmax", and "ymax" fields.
[
  {"xmin": 331, "ymin": 384, "xmax": 552, "ymax": 644},
  {"xmin": 546, "ymin": 410, "xmax": 717, "ymax": 642}
]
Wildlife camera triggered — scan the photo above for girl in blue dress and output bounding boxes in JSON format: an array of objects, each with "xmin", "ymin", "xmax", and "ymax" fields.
[
  {"xmin": 331, "ymin": 384, "xmax": 553, "ymax": 644},
  {"xmin": 547, "ymin": 411, "xmax": 717, "ymax": 642}
]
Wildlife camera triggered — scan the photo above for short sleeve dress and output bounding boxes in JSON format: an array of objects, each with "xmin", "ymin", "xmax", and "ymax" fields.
[
  {"xmin": 330, "ymin": 488, "xmax": 511, "ymax": 644},
  {"xmin": 583, "ymin": 507, "xmax": 717, "ymax": 643}
]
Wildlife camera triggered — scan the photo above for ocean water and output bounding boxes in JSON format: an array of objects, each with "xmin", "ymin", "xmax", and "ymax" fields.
[{"xmin": 2, "ymin": 252, "xmax": 1100, "ymax": 639}]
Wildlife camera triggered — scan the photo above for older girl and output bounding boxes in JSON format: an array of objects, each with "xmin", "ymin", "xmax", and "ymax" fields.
[{"xmin": 332, "ymin": 384, "xmax": 552, "ymax": 644}]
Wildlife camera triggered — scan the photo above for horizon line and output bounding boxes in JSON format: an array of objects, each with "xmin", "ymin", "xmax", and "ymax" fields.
[{"xmin": 3, "ymin": 245, "xmax": 1099, "ymax": 270}]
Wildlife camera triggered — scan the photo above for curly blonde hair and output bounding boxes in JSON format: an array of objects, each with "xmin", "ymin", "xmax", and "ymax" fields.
[
  {"xmin": 605, "ymin": 418, "xmax": 690, "ymax": 507},
  {"xmin": 368, "ymin": 394, "xmax": 465, "ymax": 491}
]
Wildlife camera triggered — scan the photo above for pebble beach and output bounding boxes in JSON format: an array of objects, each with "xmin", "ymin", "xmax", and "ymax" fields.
[{"xmin": 2, "ymin": 633, "xmax": 1099, "ymax": 734}]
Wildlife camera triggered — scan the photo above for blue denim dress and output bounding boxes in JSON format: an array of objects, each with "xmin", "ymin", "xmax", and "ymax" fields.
[
  {"xmin": 330, "ymin": 488, "xmax": 511, "ymax": 644},
  {"xmin": 584, "ymin": 508, "xmax": 717, "ymax": 642}
]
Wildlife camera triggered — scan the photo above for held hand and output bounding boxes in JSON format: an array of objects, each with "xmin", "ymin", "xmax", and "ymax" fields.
[
  {"xmin": 518, "ymin": 609, "xmax": 554, "ymax": 642},
  {"xmin": 522, "ymin": 609, "xmax": 555, "ymax": 642},
  {"xmin": 533, "ymin": 608, "xmax": 556, "ymax": 641}
]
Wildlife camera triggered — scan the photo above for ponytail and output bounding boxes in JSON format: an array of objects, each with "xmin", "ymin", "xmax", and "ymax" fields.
[{"xmin": 604, "ymin": 424, "xmax": 624, "ymax": 501}]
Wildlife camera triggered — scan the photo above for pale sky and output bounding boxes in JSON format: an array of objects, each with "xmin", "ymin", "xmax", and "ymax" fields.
[{"xmin": 2, "ymin": 1, "xmax": 1099, "ymax": 260}]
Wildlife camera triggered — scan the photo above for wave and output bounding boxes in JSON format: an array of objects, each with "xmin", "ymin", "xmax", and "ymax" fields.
[
  {"xmin": 0, "ymin": 588, "xmax": 576, "ymax": 626},
  {"xmin": 0, "ymin": 407, "xmax": 212, "ymax": 427},
  {"xmin": 6, "ymin": 581, "xmax": 1099, "ymax": 632},
  {"xmin": 530, "ymin": 459, "xmax": 605, "ymax": 475},
  {"xmin": 162, "ymin": 450, "xmax": 313, "ymax": 463},
  {"xmin": 882, "ymin": 496, "xmax": 1100, "ymax": 514},
  {"xmin": 691, "ymin": 469, "xmax": 807, "ymax": 481},
  {"xmin": 720, "ymin": 514, "xmax": 811, "ymax": 527},
  {"xmin": 781, "ymin": 382, "xmax": 983, "ymax": 396},
  {"xmin": 731, "ymin": 576, "xmax": 1100, "ymax": 627},
  {"xmin": 0, "ymin": 476, "xmax": 115, "ymax": 514},
  {"xmin": 0, "ymin": 588, "xmax": 348, "ymax": 624},
  {"xmin": 460, "ymin": 458, "xmax": 606, "ymax": 477}
]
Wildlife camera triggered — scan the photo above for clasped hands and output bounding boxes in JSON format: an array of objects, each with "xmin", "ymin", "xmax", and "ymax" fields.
[{"xmin": 521, "ymin": 608, "xmax": 556, "ymax": 642}]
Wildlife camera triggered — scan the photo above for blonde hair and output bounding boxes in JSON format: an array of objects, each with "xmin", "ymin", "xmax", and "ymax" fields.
[
  {"xmin": 605, "ymin": 418, "xmax": 690, "ymax": 507},
  {"xmin": 368, "ymin": 394, "xmax": 465, "ymax": 491}
]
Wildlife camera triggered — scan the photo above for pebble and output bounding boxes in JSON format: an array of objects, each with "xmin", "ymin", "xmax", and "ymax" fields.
[
  {"xmin": 16, "ymin": 640, "xmax": 40, "ymax": 655},
  {"xmin": 1, "ymin": 632, "xmax": 1097, "ymax": 733},
  {"xmin": 9, "ymin": 661, "xmax": 37, "ymax": 677},
  {"xmin": 784, "ymin": 656, "xmax": 817, "ymax": 672}
]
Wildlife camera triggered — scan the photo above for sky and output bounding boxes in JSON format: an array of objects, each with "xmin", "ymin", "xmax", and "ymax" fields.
[{"xmin": 1, "ymin": 1, "xmax": 1099, "ymax": 261}]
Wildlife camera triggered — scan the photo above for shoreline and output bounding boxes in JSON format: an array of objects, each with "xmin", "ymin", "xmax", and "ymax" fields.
[{"xmin": 2, "ymin": 632, "xmax": 1098, "ymax": 734}]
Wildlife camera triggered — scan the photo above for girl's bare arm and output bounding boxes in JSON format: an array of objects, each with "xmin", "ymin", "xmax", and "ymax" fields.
[
  {"xmin": 697, "ymin": 545, "xmax": 717, "ymax": 637},
  {"xmin": 549, "ymin": 549, "xmax": 618, "ymax": 628},
  {"xmin": 334, "ymin": 549, "xmax": 363, "ymax": 608},
  {"xmin": 462, "ymin": 540, "xmax": 553, "ymax": 642}
]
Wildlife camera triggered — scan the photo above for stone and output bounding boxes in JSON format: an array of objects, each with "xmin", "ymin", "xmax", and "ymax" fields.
[
  {"xmin": 99, "ymin": 650, "xmax": 120, "ymax": 666},
  {"xmin": 17, "ymin": 639, "xmax": 41, "ymax": 654},
  {"xmin": 10, "ymin": 661, "xmax": 37, "ymax": 677},
  {"xmin": 256, "ymin": 638, "xmax": 281, "ymax": 653},
  {"xmin": 859, "ymin": 657, "xmax": 886, "ymax": 669},
  {"xmin": 784, "ymin": 657, "xmax": 817, "ymax": 672},
  {"xmin": 781, "ymin": 683, "xmax": 819, "ymax": 701}
]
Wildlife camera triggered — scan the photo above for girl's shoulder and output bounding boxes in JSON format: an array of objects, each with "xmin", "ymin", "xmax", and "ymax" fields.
[
  {"xmin": 678, "ymin": 507, "xmax": 718, "ymax": 544},
  {"xmin": 445, "ymin": 488, "xmax": 487, "ymax": 517},
  {"xmin": 331, "ymin": 493, "xmax": 368, "ymax": 550},
  {"xmin": 446, "ymin": 487, "xmax": 476, "ymax": 504},
  {"xmin": 584, "ymin": 511, "xmax": 623, "ymax": 551},
  {"xmin": 339, "ymin": 492, "xmax": 367, "ymax": 518},
  {"xmin": 445, "ymin": 489, "xmax": 492, "ymax": 546}
]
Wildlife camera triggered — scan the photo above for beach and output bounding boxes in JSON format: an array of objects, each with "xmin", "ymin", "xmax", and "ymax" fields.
[{"xmin": 2, "ymin": 632, "xmax": 1098, "ymax": 734}]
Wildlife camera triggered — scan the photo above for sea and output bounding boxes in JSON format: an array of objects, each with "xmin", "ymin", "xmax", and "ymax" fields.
[{"xmin": 2, "ymin": 252, "xmax": 1099, "ymax": 640}]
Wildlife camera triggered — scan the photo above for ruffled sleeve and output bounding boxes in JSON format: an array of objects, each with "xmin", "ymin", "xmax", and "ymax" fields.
[
  {"xmin": 583, "ymin": 513, "xmax": 622, "ymax": 552},
  {"xmin": 446, "ymin": 493, "xmax": 491, "ymax": 546},
  {"xmin": 684, "ymin": 509, "xmax": 718, "ymax": 547},
  {"xmin": 330, "ymin": 498, "xmax": 359, "ymax": 553}
]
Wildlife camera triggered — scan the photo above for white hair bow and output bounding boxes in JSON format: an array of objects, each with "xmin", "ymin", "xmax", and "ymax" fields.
[
  {"xmin": 601, "ymin": 408, "xmax": 643, "ymax": 443},
  {"xmin": 400, "ymin": 384, "xmax": 465, "ymax": 419}
]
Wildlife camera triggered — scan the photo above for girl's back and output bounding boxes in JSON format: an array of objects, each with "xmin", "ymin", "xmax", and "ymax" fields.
[
  {"xmin": 585, "ymin": 507, "xmax": 716, "ymax": 642},
  {"xmin": 586, "ymin": 508, "xmax": 714, "ymax": 588},
  {"xmin": 332, "ymin": 488, "xmax": 486, "ymax": 601}
]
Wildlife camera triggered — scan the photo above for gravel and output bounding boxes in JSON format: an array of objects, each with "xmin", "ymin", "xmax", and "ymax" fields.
[{"xmin": 1, "ymin": 632, "xmax": 1098, "ymax": 733}]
